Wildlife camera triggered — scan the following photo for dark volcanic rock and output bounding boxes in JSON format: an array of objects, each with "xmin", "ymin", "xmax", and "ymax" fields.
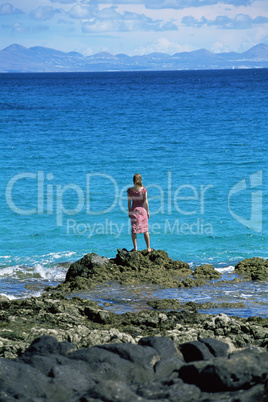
[
  {"xmin": 199, "ymin": 337, "xmax": 230, "ymax": 357},
  {"xmin": 179, "ymin": 350, "xmax": 268, "ymax": 393},
  {"xmin": 0, "ymin": 335, "xmax": 268, "ymax": 401},
  {"xmin": 180, "ymin": 340, "xmax": 215, "ymax": 362},
  {"xmin": 1, "ymin": 251, "xmax": 268, "ymax": 400},
  {"xmin": 179, "ymin": 338, "xmax": 229, "ymax": 362},
  {"xmin": 23, "ymin": 334, "xmax": 75, "ymax": 357},
  {"xmin": 234, "ymin": 257, "xmax": 268, "ymax": 281}
]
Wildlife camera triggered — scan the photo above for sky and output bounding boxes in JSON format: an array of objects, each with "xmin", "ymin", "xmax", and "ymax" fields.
[{"xmin": 0, "ymin": 0, "xmax": 268, "ymax": 56}]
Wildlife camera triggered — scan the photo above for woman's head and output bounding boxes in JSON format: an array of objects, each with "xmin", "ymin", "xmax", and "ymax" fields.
[{"xmin": 133, "ymin": 173, "xmax": 143, "ymax": 187}]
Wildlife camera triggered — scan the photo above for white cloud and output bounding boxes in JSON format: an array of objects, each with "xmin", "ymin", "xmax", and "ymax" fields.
[
  {"xmin": 10, "ymin": 21, "xmax": 49, "ymax": 34},
  {"xmin": 1, "ymin": 0, "xmax": 267, "ymax": 56},
  {"xmin": 30, "ymin": 6, "xmax": 61, "ymax": 21},
  {"xmin": 12, "ymin": 22, "xmax": 27, "ymax": 32},
  {"xmin": 57, "ymin": 18, "xmax": 72, "ymax": 24},
  {"xmin": 0, "ymin": 2, "xmax": 23, "ymax": 15},
  {"xmin": 82, "ymin": 7, "xmax": 177, "ymax": 32},
  {"xmin": 82, "ymin": 20, "xmax": 116, "ymax": 32},
  {"xmin": 181, "ymin": 13, "xmax": 268, "ymax": 29},
  {"xmin": 82, "ymin": 46, "xmax": 94, "ymax": 56},
  {"xmin": 147, "ymin": 0, "xmax": 254, "ymax": 8},
  {"xmin": 68, "ymin": 4, "xmax": 96, "ymax": 19},
  {"xmin": 98, "ymin": 0, "xmax": 255, "ymax": 9},
  {"xmin": 50, "ymin": 0, "xmax": 76, "ymax": 3},
  {"xmin": 209, "ymin": 25, "xmax": 268, "ymax": 53}
]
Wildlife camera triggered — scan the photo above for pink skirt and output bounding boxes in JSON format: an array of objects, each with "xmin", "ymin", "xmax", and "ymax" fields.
[{"xmin": 130, "ymin": 207, "xmax": 148, "ymax": 233}]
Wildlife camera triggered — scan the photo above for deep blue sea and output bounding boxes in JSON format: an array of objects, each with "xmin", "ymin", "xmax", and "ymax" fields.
[{"xmin": 0, "ymin": 70, "xmax": 267, "ymax": 316}]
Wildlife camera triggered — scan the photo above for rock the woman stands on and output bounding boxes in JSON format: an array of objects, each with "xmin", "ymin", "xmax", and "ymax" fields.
[{"xmin": 127, "ymin": 173, "xmax": 152, "ymax": 252}]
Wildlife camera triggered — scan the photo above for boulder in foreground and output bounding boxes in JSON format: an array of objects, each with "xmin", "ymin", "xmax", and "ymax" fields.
[{"xmin": 1, "ymin": 334, "xmax": 268, "ymax": 401}]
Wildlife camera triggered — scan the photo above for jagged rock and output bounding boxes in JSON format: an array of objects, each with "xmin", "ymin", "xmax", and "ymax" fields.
[
  {"xmin": 61, "ymin": 249, "xmax": 193, "ymax": 291},
  {"xmin": 1, "ymin": 250, "xmax": 268, "ymax": 400},
  {"xmin": 193, "ymin": 264, "xmax": 222, "ymax": 279},
  {"xmin": 1, "ymin": 294, "xmax": 268, "ymax": 359},
  {"xmin": 147, "ymin": 299, "xmax": 246, "ymax": 312},
  {"xmin": 114, "ymin": 248, "xmax": 191, "ymax": 273},
  {"xmin": 180, "ymin": 278, "xmax": 207, "ymax": 288},
  {"xmin": 65, "ymin": 252, "xmax": 110, "ymax": 282},
  {"xmin": 0, "ymin": 295, "xmax": 11, "ymax": 309},
  {"xmin": 234, "ymin": 257, "xmax": 268, "ymax": 281},
  {"xmin": 147, "ymin": 299, "xmax": 182, "ymax": 310}
]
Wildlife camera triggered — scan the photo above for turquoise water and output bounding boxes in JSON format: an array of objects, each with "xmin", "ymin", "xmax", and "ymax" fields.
[{"xmin": 0, "ymin": 70, "xmax": 267, "ymax": 315}]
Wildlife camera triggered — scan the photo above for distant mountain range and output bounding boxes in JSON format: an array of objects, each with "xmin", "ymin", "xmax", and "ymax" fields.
[{"xmin": 0, "ymin": 43, "xmax": 268, "ymax": 72}]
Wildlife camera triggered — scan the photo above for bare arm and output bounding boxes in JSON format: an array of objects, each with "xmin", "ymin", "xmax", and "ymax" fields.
[
  {"xmin": 144, "ymin": 192, "xmax": 150, "ymax": 218},
  {"xmin": 128, "ymin": 194, "xmax": 132, "ymax": 218}
]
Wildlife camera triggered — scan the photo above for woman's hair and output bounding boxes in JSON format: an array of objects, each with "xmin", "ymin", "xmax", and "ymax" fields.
[{"xmin": 133, "ymin": 173, "xmax": 143, "ymax": 187}]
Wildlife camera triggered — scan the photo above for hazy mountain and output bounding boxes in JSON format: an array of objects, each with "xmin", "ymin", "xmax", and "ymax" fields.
[
  {"xmin": 242, "ymin": 43, "xmax": 268, "ymax": 59},
  {"xmin": 0, "ymin": 43, "xmax": 268, "ymax": 72}
]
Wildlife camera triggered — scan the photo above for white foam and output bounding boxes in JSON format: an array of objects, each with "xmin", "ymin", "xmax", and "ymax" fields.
[
  {"xmin": 224, "ymin": 290, "xmax": 236, "ymax": 295},
  {"xmin": 0, "ymin": 265, "xmax": 21, "ymax": 278},
  {"xmin": 39, "ymin": 251, "xmax": 76, "ymax": 260},
  {"xmin": 0, "ymin": 250, "xmax": 76, "ymax": 282},
  {"xmin": 216, "ymin": 265, "xmax": 235, "ymax": 274},
  {"xmin": 34, "ymin": 263, "xmax": 66, "ymax": 281},
  {"xmin": 240, "ymin": 293, "xmax": 253, "ymax": 299},
  {"xmin": 2, "ymin": 290, "xmax": 43, "ymax": 300},
  {"xmin": 0, "ymin": 262, "xmax": 66, "ymax": 281},
  {"xmin": 224, "ymin": 290, "xmax": 253, "ymax": 299},
  {"xmin": 0, "ymin": 293, "xmax": 17, "ymax": 300}
]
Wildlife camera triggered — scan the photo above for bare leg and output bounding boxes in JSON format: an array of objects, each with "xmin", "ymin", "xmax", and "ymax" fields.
[
  {"xmin": 131, "ymin": 233, "xmax": 138, "ymax": 251},
  {"xmin": 144, "ymin": 232, "xmax": 152, "ymax": 252}
]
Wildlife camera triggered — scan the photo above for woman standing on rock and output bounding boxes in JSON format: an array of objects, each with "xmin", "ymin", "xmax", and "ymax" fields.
[{"xmin": 127, "ymin": 173, "xmax": 152, "ymax": 252}]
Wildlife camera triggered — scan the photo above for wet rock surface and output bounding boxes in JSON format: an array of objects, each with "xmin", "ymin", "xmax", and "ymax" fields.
[
  {"xmin": 0, "ymin": 294, "xmax": 268, "ymax": 359},
  {"xmin": 234, "ymin": 257, "xmax": 268, "ymax": 281},
  {"xmin": 52, "ymin": 250, "xmax": 267, "ymax": 294},
  {"xmin": 60, "ymin": 249, "xmax": 194, "ymax": 291},
  {"xmin": 193, "ymin": 264, "xmax": 222, "ymax": 279},
  {"xmin": 147, "ymin": 299, "xmax": 246, "ymax": 311},
  {"xmin": 1, "ymin": 251, "xmax": 268, "ymax": 400}
]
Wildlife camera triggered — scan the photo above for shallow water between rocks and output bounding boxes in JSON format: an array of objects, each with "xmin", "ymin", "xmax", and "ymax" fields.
[{"xmin": 69, "ymin": 270, "xmax": 268, "ymax": 318}]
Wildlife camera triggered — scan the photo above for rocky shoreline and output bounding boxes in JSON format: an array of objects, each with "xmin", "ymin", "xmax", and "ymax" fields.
[{"xmin": 0, "ymin": 249, "xmax": 267, "ymax": 400}]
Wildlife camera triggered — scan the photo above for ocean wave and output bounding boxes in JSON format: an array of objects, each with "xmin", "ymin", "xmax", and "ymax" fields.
[
  {"xmin": 216, "ymin": 265, "xmax": 234, "ymax": 274},
  {"xmin": 0, "ymin": 293, "xmax": 17, "ymax": 300},
  {"xmin": 0, "ymin": 290, "xmax": 43, "ymax": 300},
  {"xmin": 0, "ymin": 250, "xmax": 78, "ymax": 278},
  {"xmin": 0, "ymin": 262, "xmax": 67, "ymax": 281},
  {"xmin": 0, "ymin": 250, "xmax": 77, "ymax": 265}
]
